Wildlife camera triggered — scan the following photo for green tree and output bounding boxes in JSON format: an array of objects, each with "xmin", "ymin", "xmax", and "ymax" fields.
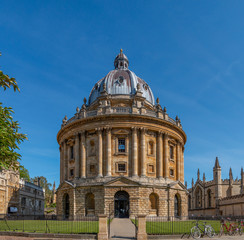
[
  {"xmin": 0, "ymin": 52, "xmax": 27, "ymax": 169},
  {"xmin": 19, "ymin": 164, "xmax": 30, "ymax": 181},
  {"xmin": 31, "ymin": 176, "xmax": 52, "ymax": 206}
]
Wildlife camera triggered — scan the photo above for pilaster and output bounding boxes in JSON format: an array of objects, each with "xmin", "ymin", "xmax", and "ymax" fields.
[
  {"xmin": 75, "ymin": 133, "xmax": 80, "ymax": 178},
  {"xmin": 97, "ymin": 128, "xmax": 103, "ymax": 177},
  {"xmin": 157, "ymin": 131, "xmax": 163, "ymax": 178},
  {"xmin": 80, "ymin": 131, "xmax": 86, "ymax": 178},
  {"xmin": 163, "ymin": 133, "xmax": 169, "ymax": 178},
  {"xmin": 140, "ymin": 128, "xmax": 146, "ymax": 177},
  {"xmin": 132, "ymin": 127, "xmax": 138, "ymax": 177},
  {"xmin": 106, "ymin": 127, "xmax": 112, "ymax": 177}
]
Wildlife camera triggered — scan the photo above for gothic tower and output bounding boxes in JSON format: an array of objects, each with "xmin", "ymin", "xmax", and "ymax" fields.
[
  {"xmin": 241, "ymin": 168, "xmax": 244, "ymax": 194},
  {"xmin": 213, "ymin": 157, "xmax": 222, "ymax": 200}
]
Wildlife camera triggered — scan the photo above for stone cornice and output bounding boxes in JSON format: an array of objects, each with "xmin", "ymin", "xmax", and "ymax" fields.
[{"xmin": 57, "ymin": 114, "xmax": 187, "ymax": 144}]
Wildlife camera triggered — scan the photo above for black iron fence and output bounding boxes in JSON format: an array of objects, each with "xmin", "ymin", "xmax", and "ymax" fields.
[
  {"xmin": 146, "ymin": 215, "xmax": 244, "ymax": 235},
  {"xmin": 0, "ymin": 215, "xmax": 99, "ymax": 234}
]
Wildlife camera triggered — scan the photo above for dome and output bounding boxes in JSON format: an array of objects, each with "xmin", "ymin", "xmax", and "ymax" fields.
[{"xmin": 88, "ymin": 50, "xmax": 155, "ymax": 105}]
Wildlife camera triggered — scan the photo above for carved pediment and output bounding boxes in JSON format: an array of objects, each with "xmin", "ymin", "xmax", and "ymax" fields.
[
  {"xmin": 105, "ymin": 177, "xmax": 140, "ymax": 187},
  {"xmin": 112, "ymin": 129, "xmax": 130, "ymax": 135},
  {"xmin": 57, "ymin": 181, "xmax": 74, "ymax": 190}
]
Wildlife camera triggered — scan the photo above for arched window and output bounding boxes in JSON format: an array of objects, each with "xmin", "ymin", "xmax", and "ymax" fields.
[
  {"xmin": 90, "ymin": 140, "xmax": 95, "ymax": 156},
  {"xmin": 149, "ymin": 193, "xmax": 158, "ymax": 210},
  {"xmin": 174, "ymin": 194, "xmax": 181, "ymax": 217},
  {"xmin": 207, "ymin": 189, "xmax": 211, "ymax": 208},
  {"xmin": 85, "ymin": 193, "xmax": 95, "ymax": 216},
  {"xmin": 63, "ymin": 194, "xmax": 69, "ymax": 219},
  {"xmin": 188, "ymin": 195, "xmax": 191, "ymax": 210},
  {"xmin": 195, "ymin": 187, "xmax": 202, "ymax": 209},
  {"xmin": 148, "ymin": 141, "xmax": 154, "ymax": 155}
]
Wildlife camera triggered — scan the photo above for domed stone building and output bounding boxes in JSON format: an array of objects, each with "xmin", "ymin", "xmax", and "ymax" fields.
[{"xmin": 56, "ymin": 50, "xmax": 188, "ymax": 219}]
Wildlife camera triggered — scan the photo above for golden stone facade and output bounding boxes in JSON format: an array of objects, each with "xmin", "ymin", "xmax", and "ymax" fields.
[
  {"xmin": 56, "ymin": 50, "xmax": 187, "ymax": 218},
  {"xmin": 188, "ymin": 157, "xmax": 244, "ymax": 216}
]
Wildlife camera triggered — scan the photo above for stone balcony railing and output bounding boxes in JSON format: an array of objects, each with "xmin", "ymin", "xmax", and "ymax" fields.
[{"xmin": 63, "ymin": 106, "xmax": 182, "ymax": 128}]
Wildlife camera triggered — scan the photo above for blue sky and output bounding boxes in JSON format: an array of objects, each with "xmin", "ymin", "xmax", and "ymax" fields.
[{"xmin": 1, "ymin": 1, "xmax": 244, "ymax": 187}]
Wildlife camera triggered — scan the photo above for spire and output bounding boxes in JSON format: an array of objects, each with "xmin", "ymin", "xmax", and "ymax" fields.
[
  {"xmin": 241, "ymin": 167, "xmax": 244, "ymax": 194},
  {"xmin": 214, "ymin": 157, "xmax": 220, "ymax": 169},
  {"xmin": 185, "ymin": 181, "xmax": 187, "ymax": 188},
  {"xmin": 114, "ymin": 49, "xmax": 129, "ymax": 69},
  {"xmin": 192, "ymin": 178, "xmax": 194, "ymax": 187},
  {"xmin": 203, "ymin": 173, "xmax": 206, "ymax": 183},
  {"xmin": 229, "ymin": 167, "xmax": 233, "ymax": 180},
  {"xmin": 197, "ymin": 168, "xmax": 200, "ymax": 180}
]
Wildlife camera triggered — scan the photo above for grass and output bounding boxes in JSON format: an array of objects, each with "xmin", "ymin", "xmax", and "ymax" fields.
[
  {"xmin": 0, "ymin": 220, "xmax": 99, "ymax": 234},
  {"xmin": 131, "ymin": 219, "xmax": 221, "ymax": 235}
]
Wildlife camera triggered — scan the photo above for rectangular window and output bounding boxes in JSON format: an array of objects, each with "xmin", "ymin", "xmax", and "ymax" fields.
[
  {"xmin": 90, "ymin": 164, "xmax": 95, "ymax": 173},
  {"xmin": 118, "ymin": 163, "xmax": 126, "ymax": 172},
  {"xmin": 170, "ymin": 146, "xmax": 174, "ymax": 159},
  {"xmin": 148, "ymin": 164, "xmax": 155, "ymax": 173},
  {"xmin": 70, "ymin": 169, "xmax": 74, "ymax": 177},
  {"xmin": 70, "ymin": 146, "xmax": 74, "ymax": 159},
  {"xmin": 170, "ymin": 169, "xmax": 174, "ymax": 176},
  {"xmin": 118, "ymin": 138, "xmax": 125, "ymax": 152}
]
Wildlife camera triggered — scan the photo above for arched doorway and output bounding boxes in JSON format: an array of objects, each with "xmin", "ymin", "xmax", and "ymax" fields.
[
  {"xmin": 63, "ymin": 194, "xmax": 69, "ymax": 219},
  {"xmin": 149, "ymin": 193, "xmax": 159, "ymax": 216},
  {"xmin": 85, "ymin": 193, "xmax": 95, "ymax": 216},
  {"xmin": 114, "ymin": 191, "xmax": 129, "ymax": 218},
  {"xmin": 174, "ymin": 194, "xmax": 181, "ymax": 217},
  {"xmin": 195, "ymin": 187, "xmax": 202, "ymax": 209}
]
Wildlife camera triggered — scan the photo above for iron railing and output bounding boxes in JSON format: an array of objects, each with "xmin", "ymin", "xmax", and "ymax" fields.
[
  {"xmin": 0, "ymin": 214, "xmax": 98, "ymax": 234},
  {"xmin": 146, "ymin": 215, "xmax": 244, "ymax": 235}
]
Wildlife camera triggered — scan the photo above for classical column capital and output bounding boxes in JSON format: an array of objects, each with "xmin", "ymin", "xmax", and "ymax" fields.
[
  {"xmin": 164, "ymin": 132, "xmax": 169, "ymax": 138},
  {"xmin": 95, "ymin": 127, "xmax": 103, "ymax": 132},
  {"xmin": 79, "ymin": 130, "xmax": 86, "ymax": 135},
  {"xmin": 140, "ymin": 127, "xmax": 147, "ymax": 133},
  {"xmin": 104, "ymin": 127, "xmax": 112, "ymax": 132},
  {"xmin": 131, "ymin": 127, "xmax": 138, "ymax": 132},
  {"xmin": 157, "ymin": 131, "xmax": 163, "ymax": 137}
]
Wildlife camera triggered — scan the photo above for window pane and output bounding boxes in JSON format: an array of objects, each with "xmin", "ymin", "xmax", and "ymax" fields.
[
  {"xmin": 118, "ymin": 138, "xmax": 125, "ymax": 152},
  {"xmin": 118, "ymin": 164, "xmax": 126, "ymax": 172}
]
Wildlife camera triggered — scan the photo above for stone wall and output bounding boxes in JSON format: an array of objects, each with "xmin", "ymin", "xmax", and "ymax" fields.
[
  {"xmin": 219, "ymin": 194, "xmax": 244, "ymax": 216},
  {"xmin": 56, "ymin": 181, "xmax": 188, "ymax": 218}
]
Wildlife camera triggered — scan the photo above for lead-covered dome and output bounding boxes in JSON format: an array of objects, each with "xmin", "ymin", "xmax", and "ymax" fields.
[{"xmin": 88, "ymin": 50, "xmax": 155, "ymax": 105}]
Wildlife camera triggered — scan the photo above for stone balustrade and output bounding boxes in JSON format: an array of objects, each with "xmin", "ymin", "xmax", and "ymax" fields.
[{"xmin": 62, "ymin": 106, "xmax": 182, "ymax": 128}]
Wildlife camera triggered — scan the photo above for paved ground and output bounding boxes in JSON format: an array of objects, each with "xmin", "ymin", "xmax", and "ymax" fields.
[{"xmin": 110, "ymin": 218, "xmax": 136, "ymax": 239}]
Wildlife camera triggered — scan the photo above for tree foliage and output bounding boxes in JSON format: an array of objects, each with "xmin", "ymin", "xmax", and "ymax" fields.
[
  {"xmin": 31, "ymin": 176, "xmax": 53, "ymax": 206},
  {"xmin": 0, "ymin": 52, "xmax": 27, "ymax": 169},
  {"xmin": 19, "ymin": 164, "xmax": 30, "ymax": 181}
]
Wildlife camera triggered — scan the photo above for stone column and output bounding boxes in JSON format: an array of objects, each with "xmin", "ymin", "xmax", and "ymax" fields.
[
  {"xmin": 157, "ymin": 132, "xmax": 163, "ymax": 178},
  {"xmin": 80, "ymin": 131, "xmax": 86, "ymax": 178},
  {"xmin": 97, "ymin": 128, "xmax": 103, "ymax": 177},
  {"xmin": 132, "ymin": 127, "xmax": 138, "ymax": 177},
  {"xmin": 163, "ymin": 133, "xmax": 169, "ymax": 178},
  {"xmin": 63, "ymin": 140, "xmax": 68, "ymax": 180},
  {"xmin": 181, "ymin": 146, "xmax": 185, "ymax": 183},
  {"xmin": 106, "ymin": 128, "xmax": 112, "ymax": 177},
  {"xmin": 140, "ymin": 128, "xmax": 146, "ymax": 177},
  {"xmin": 74, "ymin": 134, "xmax": 80, "ymax": 179},
  {"xmin": 176, "ymin": 141, "xmax": 180, "ymax": 181},
  {"xmin": 59, "ymin": 144, "xmax": 63, "ymax": 183}
]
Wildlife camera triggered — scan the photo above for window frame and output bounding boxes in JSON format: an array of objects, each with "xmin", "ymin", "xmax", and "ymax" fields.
[{"xmin": 115, "ymin": 162, "xmax": 127, "ymax": 173}]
